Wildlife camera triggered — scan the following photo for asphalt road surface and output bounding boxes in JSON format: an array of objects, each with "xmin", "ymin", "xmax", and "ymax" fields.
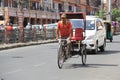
[{"xmin": 0, "ymin": 35, "xmax": 120, "ymax": 80}]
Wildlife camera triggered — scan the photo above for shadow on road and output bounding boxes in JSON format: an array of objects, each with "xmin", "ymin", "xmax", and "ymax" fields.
[
  {"xmin": 106, "ymin": 40, "xmax": 120, "ymax": 43},
  {"xmin": 97, "ymin": 50, "xmax": 120, "ymax": 55},
  {"xmin": 87, "ymin": 50, "xmax": 120, "ymax": 55},
  {"xmin": 62, "ymin": 50, "xmax": 120, "ymax": 69},
  {"xmin": 63, "ymin": 63, "xmax": 119, "ymax": 69}
]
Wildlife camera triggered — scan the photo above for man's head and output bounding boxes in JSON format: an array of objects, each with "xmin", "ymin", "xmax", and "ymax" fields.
[
  {"xmin": 6, "ymin": 22, "xmax": 10, "ymax": 25},
  {"xmin": 61, "ymin": 13, "xmax": 67, "ymax": 23},
  {"xmin": 28, "ymin": 23, "xmax": 30, "ymax": 25},
  {"xmin": 61, "ymin": 13, "xmax": 66, "ymax": 18}
]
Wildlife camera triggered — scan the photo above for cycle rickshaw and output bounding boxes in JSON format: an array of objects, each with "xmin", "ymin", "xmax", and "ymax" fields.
[{"xmin": 57, "ymin": 12, "xmax": 87, "ymax": 69}]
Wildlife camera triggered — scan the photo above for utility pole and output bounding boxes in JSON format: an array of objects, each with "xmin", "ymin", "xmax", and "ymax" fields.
[
  {"xmin": 1, "ymin": 0, "xmax": 5, "ymax": 23},
  {"xmin": 106, "ymin": 0, "xmax": 111, "ymax": 22},
  {"xmin": 17, "ymin": 0, "xmax": 24, "ymax": 42},
  {"xmin": 101, "ymin": 0, "xmax": 104, "ymax": 19},
  {"xmin": 86, "ymin": 0, "xmax": 90, "ymax": 15},
  {"xmin": 28, "ymin": 0, "xmax": 31, "ymax": 23}
]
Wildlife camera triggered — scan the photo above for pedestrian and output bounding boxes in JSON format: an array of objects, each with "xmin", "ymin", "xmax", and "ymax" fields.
[
  {"xmin": 0, "ymin": 24, "xmax": 2, "ymax": 30},
  {"xmin": 112, "ymin": 21, "xmax": 117, "ymax": 34},
  {"xmin": 26, "ymin": 22, "xmax": 32, "ymax": 30},
  {"xmin": 5, "ymin": 22, "xmax": 13, "ymax": 43},
  {"xmin": 0, "ymin": 24, "xmax": 4, "ymax": 30},
  {"xmin": 5, "ymin": 22, "xmax": 13, "ymax": 31}
]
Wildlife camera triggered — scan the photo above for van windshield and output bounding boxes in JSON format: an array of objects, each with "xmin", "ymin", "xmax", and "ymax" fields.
[
  {"xmin": 86, "ymin": 20, "xmax": 95, "ymax": 30},
  {"xmin": 69, "ymin": 19, "xmax": 84, "ymax": 29}
]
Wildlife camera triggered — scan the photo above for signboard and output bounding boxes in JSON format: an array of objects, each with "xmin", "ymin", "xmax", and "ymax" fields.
[
  {"xmin": 24, "ymin": 13, "xmax": 29, "ymax": 17},
  {"xmin": 17, "ymin": 12, "xmax": 23, "ymax": 17},
  {"xmin": 30, "ymin": 13, "xmax": 36, "ymax": 18},
  {"xmin": 42, "ymin": 15, "xmax": 47, "ymax": 18},
  {"xmin": 9, "ymin": 12, "xmax": 16, "ymax": 16}
]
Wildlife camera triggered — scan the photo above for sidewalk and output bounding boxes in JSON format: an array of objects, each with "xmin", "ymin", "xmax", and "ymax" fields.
[
  {"xmin": 0, "ymin": 30, "xmax": 120, "ymax": 51},
  {"xmin": 0, "ymin": 39, "xmax": 57, "ymax": 50}
]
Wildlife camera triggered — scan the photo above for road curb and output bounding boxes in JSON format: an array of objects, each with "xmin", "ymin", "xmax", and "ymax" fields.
[
  {"xmin": 0, "ymin": 39, "xmax": 57, "ymax": 50},
  {"xmin": 0, "ymin": 31, "xmax": 120, "ymax": 51}
]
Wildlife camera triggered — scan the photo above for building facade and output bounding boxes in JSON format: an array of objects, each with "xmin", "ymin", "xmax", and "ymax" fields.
[{"xmin": 0, "ymin": 0, "xmax": 111, "ymax": 27}]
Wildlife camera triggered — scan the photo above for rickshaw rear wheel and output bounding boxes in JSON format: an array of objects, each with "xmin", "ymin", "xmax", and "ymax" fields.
[
  {"xmin": 99, "ymin": 40, "xmax": 106, "ymax": 52},
  {"xmin": 81, "ymin": 44, "xmax": 87, "ymax": 65}
]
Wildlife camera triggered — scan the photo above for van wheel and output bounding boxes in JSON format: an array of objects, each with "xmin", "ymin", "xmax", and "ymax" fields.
[
  {"xmin": 92, "ymin": 43, "xmax": 98, "ymax": 54},
  {"xmin": 99, "ymin": 44, "xmax": 105, "ymax": 52},
  {"xmin": 99, "ymin": 41, "xmax": 106, "ymax": 52}
]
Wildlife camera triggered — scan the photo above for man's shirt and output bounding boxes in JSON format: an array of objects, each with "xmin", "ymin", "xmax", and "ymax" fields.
[{"xmin": 57, "ymin": 21, "xmax": 72, "ymax": 37}]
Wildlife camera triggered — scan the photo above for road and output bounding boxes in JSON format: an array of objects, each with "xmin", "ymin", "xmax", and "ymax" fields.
[{"xmin": 0, "ymin": 35, "xmax": 120, "ymax": 80}]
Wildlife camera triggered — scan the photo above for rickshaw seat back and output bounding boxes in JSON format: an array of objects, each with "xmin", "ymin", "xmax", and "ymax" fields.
[{"xmin": 70, "ymin": 28, "xmax": 84, "ymax": 41}]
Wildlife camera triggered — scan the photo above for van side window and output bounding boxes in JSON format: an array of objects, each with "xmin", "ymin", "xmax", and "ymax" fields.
[{"xmin": 96, "ymin": 21, "xmax": 103, "ymax": 30}]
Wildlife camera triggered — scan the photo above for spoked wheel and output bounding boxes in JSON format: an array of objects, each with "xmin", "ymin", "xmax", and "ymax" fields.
[
  {"xmin": 81, "ymin": 44, "xmax": 87, "ymax": 65},
  {"xmin": 57, "ymin": 45, "xmax": 65, "ymax": 69}
]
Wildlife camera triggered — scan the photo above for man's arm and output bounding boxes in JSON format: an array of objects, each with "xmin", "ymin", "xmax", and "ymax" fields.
[{"xmin": 56, "ymin": 24, "xmax": 59, "ymax": 40}]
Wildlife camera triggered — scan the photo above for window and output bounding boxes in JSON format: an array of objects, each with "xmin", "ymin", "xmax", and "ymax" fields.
[
  {"xmin": 86, "ymin": 20, "xmax": 95, "ymax": 30},
  {"xmin": 13, "ymin": 1, "xmax": 17, "ymax": 8},
  {"xmin": 69, "ymin": 19, "xmax": 84, "ymax": 29},
  {"xmin": 96, "ymin": 21, "xmax": 103, "ymax": 27},
  {"xmin": 96, "ymin": 20, "xmax": 103, "ymax": 30}
]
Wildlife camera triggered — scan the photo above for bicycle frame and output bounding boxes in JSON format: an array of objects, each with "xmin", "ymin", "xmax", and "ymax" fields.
[{"xmin": 59, "ymin": 39, "xmax": 68, "ymax": 55}]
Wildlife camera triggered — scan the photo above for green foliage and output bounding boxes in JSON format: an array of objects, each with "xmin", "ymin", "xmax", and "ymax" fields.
[
  {"xmin": 98, "ymin": 9, "xmax": 103, "ymax": 18},
  {"xmin": 97, "ymin": 8, "xmax": 120, "ymax": 23},
  {"xmin": 96, "ymin": 9, "xmax": 106, "ymax": 20},
  {"xmin": 111, "ymin": 8, "xmax": 120, "ymax": 23},
  {"xmin": 116, "ymin": 17, "xmax": 120, "ymax": 23}
]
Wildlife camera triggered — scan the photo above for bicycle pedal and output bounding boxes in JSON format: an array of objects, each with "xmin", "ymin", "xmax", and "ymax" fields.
[
  {"xmin": 63, "ymin": 58, "xmax": 67, "ymax": 62},
  {"xmin": 72, "ymin": 55, "xmax": 79, "ymax": 58}
]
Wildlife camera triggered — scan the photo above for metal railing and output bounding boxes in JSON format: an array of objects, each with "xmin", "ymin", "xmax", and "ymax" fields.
[{"xmin": 0, "ymin": 28, "xmax": 56, "ymax": 44}]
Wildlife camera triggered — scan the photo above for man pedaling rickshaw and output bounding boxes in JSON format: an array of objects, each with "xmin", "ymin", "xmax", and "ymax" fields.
[
  {"xmin": 56, "ymin": 12, "xmax": 87, "ymax": 69},
  {"xmin": 56, "ymin": 13, "xmax": 72, "ymax": 59}
]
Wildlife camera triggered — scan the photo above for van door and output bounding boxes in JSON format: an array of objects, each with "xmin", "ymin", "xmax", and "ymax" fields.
[{"xmin": 96, "ymin": 20, "xmax": 105, "ymax": 47}]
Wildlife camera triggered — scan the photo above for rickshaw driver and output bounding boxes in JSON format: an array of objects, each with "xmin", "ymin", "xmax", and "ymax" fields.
[{"xmin": 56, "ymin": 13, "xmax": 72, "ymax": 59}]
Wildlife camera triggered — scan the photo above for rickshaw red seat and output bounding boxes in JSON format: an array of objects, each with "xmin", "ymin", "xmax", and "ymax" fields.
[{"xmin": 70, "ymin": 28, "xmax": 84, "ymax": 41}]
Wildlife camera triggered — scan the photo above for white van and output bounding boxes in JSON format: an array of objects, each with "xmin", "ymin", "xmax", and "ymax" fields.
[{"xmin": 84, "ymin": 16, "xmax": 106, "ymax": 53}]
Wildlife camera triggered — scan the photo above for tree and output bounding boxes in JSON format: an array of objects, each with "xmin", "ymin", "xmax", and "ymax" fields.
[
  {"xmin": 111, "ymin": 8, "xmax": 120, "ymax": 23},
  {"xmin": 96, "ymin": 8, "xmax": 120, "ymax": 23},
  {"xmin": 96, "ymin": 9, "xmax": 106, "ymax": 20}
]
